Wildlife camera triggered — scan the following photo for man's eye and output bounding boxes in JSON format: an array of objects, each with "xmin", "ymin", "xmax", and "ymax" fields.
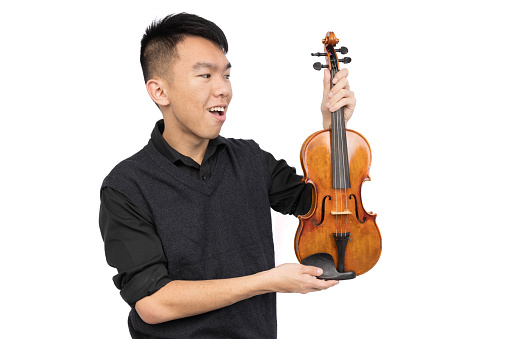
[
  {"xmin": 224, "ymin": 74, "xmax": 230, "ymax": 80},
  {"xmin": 200, "ymin": 74, "xmax": 211, "ymax": 78}
]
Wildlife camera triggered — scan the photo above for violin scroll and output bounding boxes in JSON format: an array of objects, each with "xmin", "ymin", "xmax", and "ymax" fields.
[{"xmin": 311, "ymin": 32, "xmax": 351, "ymax": 71}]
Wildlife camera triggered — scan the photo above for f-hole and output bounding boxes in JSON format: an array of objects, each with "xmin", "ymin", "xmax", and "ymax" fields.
[
  {"xmin": 349, "ymin": 194, "xmax": 366, "ymax": 223},
  {"xmin": 312, "ymin": 195, "xmax": 331, "ymax": 226}
]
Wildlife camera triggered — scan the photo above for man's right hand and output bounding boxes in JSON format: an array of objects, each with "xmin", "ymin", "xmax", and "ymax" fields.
[{"xmin": 263, "ymin": 263, "xmax": 339, "ymax": 294}]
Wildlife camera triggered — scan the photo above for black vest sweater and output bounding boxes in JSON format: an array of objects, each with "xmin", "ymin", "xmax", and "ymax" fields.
[{"xmin": 102, "ymin": 138, "xmax": 277, "ymax": 338}]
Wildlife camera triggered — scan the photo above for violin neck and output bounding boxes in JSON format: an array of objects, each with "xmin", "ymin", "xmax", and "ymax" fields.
[{"xmin": 330, "ymin": 105, "xmax": 351, "ymax": 189}]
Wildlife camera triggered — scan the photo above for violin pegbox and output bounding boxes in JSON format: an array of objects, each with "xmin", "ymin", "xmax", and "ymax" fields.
[{"xmin": 311, "ymin": 31, "xmax": 351, "ymax": 71}]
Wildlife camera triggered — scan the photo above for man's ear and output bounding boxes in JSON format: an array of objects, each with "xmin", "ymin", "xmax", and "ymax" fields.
[{"xmin": 146, "ymin": 78, "xmax": 170, "ymax": 107}]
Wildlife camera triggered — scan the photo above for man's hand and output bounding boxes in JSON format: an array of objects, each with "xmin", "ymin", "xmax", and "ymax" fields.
[
  {"xmin": 321, "ymin": 68, "xmax": 356, "ymax": 130},
  {"xmin": 264, "ymin": 263, "xmax": 339, "ymax": 294}
]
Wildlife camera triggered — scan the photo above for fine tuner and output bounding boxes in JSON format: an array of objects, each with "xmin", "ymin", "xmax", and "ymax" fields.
[{"xmin": 311, "ymin": 46, "xmax": 351, "ymax": 71}]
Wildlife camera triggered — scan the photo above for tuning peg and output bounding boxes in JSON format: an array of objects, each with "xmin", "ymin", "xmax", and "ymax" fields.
[
  {"xmin": 339, "ymin": 57, "xmax": 352, "ymax": 64},
  {"xmin": 312, "ymin": 47, "xmax": 348, "ymax": 56},
  {"xmin": 313, "ymin": 62, "xmax": 329, "ymax": 71},
  {"xmin": 335, "ymin": 46, "xmax": 348, "ymax": 54}
]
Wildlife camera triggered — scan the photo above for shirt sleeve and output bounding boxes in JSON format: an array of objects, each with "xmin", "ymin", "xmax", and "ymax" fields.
[
  {"xmin": 262, "ymin": 150, "xmax": 313, "ymax": 217},
  {"xmin": 99, "ymin": 186, "xmax": 172, "ymax": 307}
]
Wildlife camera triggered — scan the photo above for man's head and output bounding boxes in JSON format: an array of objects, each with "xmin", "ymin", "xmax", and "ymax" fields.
[
  {"xmin": 141, "ymin": 13, "xmax": 233, "ymax": 146},
  {"xmin": 140, "ymin": 13, "xmax": 228, "ymax": 83}
]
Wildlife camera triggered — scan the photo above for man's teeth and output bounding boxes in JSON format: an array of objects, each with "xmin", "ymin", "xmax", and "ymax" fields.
[{"xmin": 209, "ymin": 107, "xmax": 225, "ymax": 112}]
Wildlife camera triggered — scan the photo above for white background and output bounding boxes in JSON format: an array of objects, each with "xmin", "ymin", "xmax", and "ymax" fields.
[{"xmin": 1, "ymin": 1, "xmax": 508, "ymax": 338}]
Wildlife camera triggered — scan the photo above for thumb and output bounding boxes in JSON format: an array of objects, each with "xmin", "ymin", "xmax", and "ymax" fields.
[
  {"xmin": 323, "ymin": 69, "xmax": 331, "ymax": 96},
  {"xmin": 315, "ymin": 267, "xmax": 324, "ymax": 277},
  {"xmin": 303, "ymin": 265, "xmax": 323, "ymax": 277}
]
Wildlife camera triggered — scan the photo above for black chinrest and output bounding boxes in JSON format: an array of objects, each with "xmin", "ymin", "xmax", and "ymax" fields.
[{"xmin": 301, "ymin": 253, "xmax": 356, "ymax": 281}]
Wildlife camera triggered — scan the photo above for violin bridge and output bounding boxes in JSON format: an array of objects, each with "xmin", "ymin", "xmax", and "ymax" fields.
[{"xmin": 331, "ymin": 210, "xmax": 352, "ymax": 215}]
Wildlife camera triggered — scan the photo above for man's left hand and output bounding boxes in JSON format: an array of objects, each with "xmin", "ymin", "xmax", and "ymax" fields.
[{"xmin": 320, "ymin": 68, "xmax": 356, "ymax": 129}]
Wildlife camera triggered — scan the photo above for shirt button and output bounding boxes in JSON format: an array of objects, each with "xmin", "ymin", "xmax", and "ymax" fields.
[{"xmin": 202, "ymin": 176, "xmax": 207, "ymax": 181}]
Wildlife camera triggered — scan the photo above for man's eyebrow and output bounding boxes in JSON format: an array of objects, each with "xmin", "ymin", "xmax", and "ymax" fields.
[{"xmin": 192, "ymin": 62, "xmax": 232, "ymax": 71}]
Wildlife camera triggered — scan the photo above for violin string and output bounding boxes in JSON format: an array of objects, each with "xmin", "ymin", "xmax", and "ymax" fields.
[
  {"xmin": 332, "ymin": 66, "xmax": 345, "ymax": 236},
  {"xmin": 338, "ymin": 106, "xmax": 345, "ymax": 236},
  {"xmin": 331, "ymin": 52, "xmax": 349, "ymax": 238},
  {"xmin": 335, "ymin": 65, "xmax": 348, "ymax": 237},
  {"xmin": 331, "ymin": 66, "xmax": 339, "ymax": 236},
  {"xmin": 332, "ymin": 69, "xmax": 339, "ymax": 235},
  {"xmin": 335, "ymin": 108, "xmax": 340, "ymax": 235},
  {"xmin": 340, "ymin": 106, "xmax": 348, "ymax": 236}
]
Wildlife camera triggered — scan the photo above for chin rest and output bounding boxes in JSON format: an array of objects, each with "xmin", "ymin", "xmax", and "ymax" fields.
[{"xmin": 301, "ymin": 253, "xmax": 356, "ymax": 280}]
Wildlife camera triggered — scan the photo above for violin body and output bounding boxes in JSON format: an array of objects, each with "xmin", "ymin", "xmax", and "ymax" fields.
[
  {"xmin": 294, "ymin": 31, "xmax": 381, "ymax": 278},
  {"xmin": 295, "ymin": 128, "xmax": 381, "ymax": 276}
]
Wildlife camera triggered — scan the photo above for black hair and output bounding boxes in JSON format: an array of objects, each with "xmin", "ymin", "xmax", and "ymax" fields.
[{"xmin": 140, "ymin": 13, "xmax": 228, "ymax": 83}]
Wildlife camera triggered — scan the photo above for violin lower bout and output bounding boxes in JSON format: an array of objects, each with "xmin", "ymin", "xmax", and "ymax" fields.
[{"xmin": 296, "ymin": 211, "xmax": 381, "ymax": 276}]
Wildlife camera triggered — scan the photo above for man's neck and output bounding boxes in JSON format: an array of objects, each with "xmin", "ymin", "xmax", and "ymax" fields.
[{"xmin": 162, "ymin": 126, "xmax": 209, "ymax": 165}]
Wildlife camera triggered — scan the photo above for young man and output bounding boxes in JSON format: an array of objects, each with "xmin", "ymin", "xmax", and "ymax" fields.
[{"xmin": 99, "ymin": 13, "xmax": 356, "ymax": 338}]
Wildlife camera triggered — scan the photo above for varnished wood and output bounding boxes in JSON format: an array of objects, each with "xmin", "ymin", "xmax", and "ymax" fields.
[{"xmin": 295, "ymin": 129, "xmax": 382, "ymax": 276}]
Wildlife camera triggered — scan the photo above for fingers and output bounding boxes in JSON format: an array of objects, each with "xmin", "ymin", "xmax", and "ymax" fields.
[
  {"xmin": 323, "ymin": 68, "xmax": 349, "ymax": 94},
  {"xmin": 300, "ymin": 265, "xmax": 339, "ymax": 293},
  {"xmin": 327, "ymin": 68, "xmax": 349, "ymax": 89},
  {"xmin": 326, "ymin": 93, "xmax": 356, "ymax": 113},
  {"xmin": 311, "ymin": 279, "xmax": 340, "ymax": 292},
  {"xmin": 329, "ymin": 78, "xmax": 350, "ymax": 96},
  {"xmin": 269, "ymin": 263, "xmax": 339, "ymax": 294},
  {"xmin": 323, "ymin": 68, "xmax": 353, "ymax": 112},
  {"xmin": 301, "ymin": 278, "xmax": 339, "ymax": 294}
]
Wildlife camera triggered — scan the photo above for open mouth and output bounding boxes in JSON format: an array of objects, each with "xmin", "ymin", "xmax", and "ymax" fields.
[{"xmin": 208, "ymin": 106, "xmax": 226, "ymax": 116}]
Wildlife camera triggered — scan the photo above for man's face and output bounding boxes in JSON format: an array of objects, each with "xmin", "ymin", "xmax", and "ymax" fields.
[{"xmin": 163, "ymin": 36, "xmax": 232, "ymax": 144}]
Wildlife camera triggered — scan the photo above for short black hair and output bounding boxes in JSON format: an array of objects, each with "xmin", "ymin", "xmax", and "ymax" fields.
[{"xmin": 140, "ymin": 13, "xmax": 228, "ymax": 83}]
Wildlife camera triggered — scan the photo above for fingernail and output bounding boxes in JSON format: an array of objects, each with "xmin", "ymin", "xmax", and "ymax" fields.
[
  {"xmin": 328, "ymin": 92, "xmax": 333, "ymax": 98},
  {"xmin": 316, "ymin": 268, "xmax": 323, "ymax": 276},
  {"xmin": 332, "ymin": 77, "xmax": 338, "ymax": 84},
  {"xmin": 325, "ymin": 102, "xmax": 330, "ymax": 108}
]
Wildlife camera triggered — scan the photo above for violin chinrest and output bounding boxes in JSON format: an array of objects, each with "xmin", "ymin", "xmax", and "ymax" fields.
[{"xmin": 301, "ymin": 253, "xmax": 356, "ymax": 281}]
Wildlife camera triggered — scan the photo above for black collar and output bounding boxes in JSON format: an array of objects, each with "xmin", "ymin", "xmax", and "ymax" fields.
[{"xmin": 150, "ymin": 119, "xmax": 226, "ymax": 167}]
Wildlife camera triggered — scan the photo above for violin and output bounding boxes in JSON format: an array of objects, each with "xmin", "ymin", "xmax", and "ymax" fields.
[{"xmin": 294, "ymin": 32, "xmax": 382, "ymax": 280}]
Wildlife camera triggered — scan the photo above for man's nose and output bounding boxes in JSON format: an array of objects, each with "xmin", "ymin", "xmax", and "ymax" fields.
[{"xmin": 212, "ymin": 77, "xmax": 231, "ymax": 98}]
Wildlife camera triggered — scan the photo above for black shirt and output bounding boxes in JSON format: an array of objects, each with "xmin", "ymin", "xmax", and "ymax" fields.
[{"xmin": 99, "ymin": 120, "xmax": 312, "ymax": 306}]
